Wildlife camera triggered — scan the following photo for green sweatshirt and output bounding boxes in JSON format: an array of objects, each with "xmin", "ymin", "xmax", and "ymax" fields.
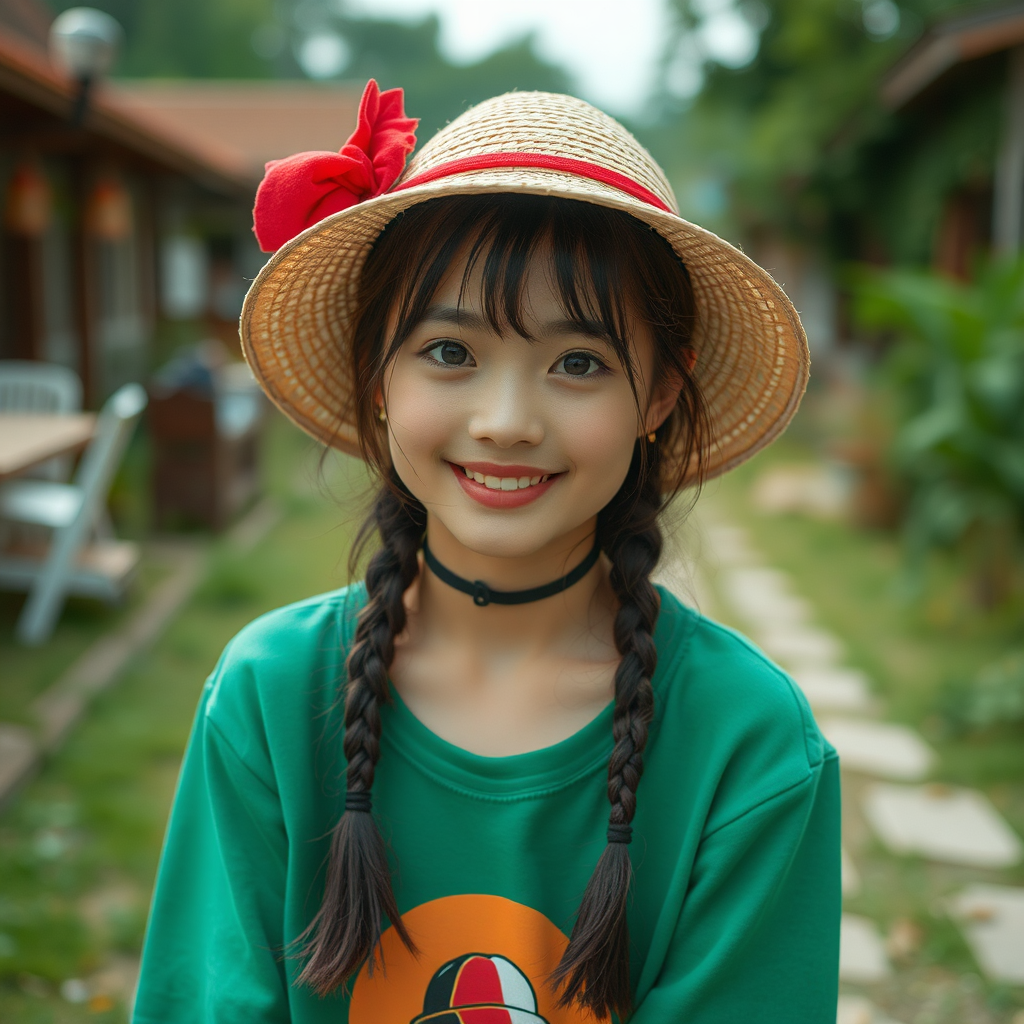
[{"xmin": 134, "ymin": 584, "xmax": 840, "ymax": 1024}]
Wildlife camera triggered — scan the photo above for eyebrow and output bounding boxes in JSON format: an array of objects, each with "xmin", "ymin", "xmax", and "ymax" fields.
[
  {"xmin": 418, "ymin": 304, "xmax": 613, "ymax": 342},
  {"xmin": 418, "ymin": 304, "xmax": 488, "ymax": 331},
  {"xmin": 542, "ymin": 317, "xmax": 613, "ymax": 341}
]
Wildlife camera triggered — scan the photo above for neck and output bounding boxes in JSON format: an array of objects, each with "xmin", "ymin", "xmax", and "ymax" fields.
[{"xmin": 410, "ymin": 515, "xmax": 610, "ymax": 650}]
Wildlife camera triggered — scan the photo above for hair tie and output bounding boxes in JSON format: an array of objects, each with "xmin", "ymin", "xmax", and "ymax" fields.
[
  {"xmin": 606, "ymin": 823, "xmax": 633, "ymax": 845},
  {"xmin": 345, "ymin": 790, "xmax": 372, "ymax": 813}
]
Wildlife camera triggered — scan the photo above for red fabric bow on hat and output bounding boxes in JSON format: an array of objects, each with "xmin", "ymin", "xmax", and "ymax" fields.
[{"xmin": 253, "ymin": 79, "xmax": 418, "ymax": 253}]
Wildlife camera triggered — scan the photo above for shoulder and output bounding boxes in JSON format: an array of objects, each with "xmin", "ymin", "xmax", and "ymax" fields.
[
  {"xmin": 201, "ymin": 583, "xmax": 368, "ymax": 753},
  {"xmin": 210, "ymin": 582, "xmax": 366, "ymax": 680},
  {"xmin": 652, "ymin": 587, "xmax": 835, "ymax": 829}
]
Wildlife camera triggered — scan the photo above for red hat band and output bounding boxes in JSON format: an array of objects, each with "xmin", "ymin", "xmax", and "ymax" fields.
[{"xmin": 395, "ymin": 151, "xmax": 672, "ymax": 214}]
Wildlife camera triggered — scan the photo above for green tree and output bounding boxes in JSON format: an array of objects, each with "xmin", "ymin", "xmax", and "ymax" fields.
[
  {"xmin": 328, "ymin": 14, "xmax": 570, "ymax": 139},
  {"xmin": 47, "ymin": 0, "xmax": 278, "ymax": 78},
  {"xmin": 647, "ymin": 0, "xmax": 977, "ymax": 258}
]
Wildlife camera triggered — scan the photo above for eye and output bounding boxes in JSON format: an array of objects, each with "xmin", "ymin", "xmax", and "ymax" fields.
[
  {"xmin": 554, "ymin": 351, "xmax": 605, "ymax": 377},
  {"xmin": 423, "ymin": 340, "xmax": 472, "ymax": 367}
]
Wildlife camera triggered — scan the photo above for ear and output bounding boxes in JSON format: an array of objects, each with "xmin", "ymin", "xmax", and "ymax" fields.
[{"xmin": 642, "ymin": 368, "xmax": 684, "ymax": 436}]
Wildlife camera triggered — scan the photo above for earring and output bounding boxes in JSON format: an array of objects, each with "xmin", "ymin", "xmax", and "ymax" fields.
[
  {"xmin": 378, "ymin": 406, "xmax": 387, "ymax": 422},
  {"xmin": 647, "ymin": 431, "xmax": 657, "ymax": 443}
]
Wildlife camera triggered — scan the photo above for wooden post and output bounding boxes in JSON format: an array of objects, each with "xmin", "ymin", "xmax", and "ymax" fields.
[
  {"xmin": 1, "ymin": 234, "xmax": 46, "ymax": 360},
  {"xmin": 71, "ymin": 159, "xmax": 97, "ymax": 406},
  {"xmin": 993, "ymin": 45, "xmax": 1024, "ymax": 256}
]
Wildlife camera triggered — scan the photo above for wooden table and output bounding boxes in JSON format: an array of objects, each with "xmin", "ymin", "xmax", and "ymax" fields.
[{"xmin": 0, "ymin": 413, "xmax": 96, "ymax": 481}]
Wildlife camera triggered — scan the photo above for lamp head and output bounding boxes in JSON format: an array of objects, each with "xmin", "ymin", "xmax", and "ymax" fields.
[{"xmin": 49, "ymin": 7, "xmax": 122, "ymax": 82}]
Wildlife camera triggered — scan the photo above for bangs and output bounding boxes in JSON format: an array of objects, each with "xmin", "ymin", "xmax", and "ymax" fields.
[{"xmin": 361, "ymin": 194, "xmax": 692, "ymax": 389}]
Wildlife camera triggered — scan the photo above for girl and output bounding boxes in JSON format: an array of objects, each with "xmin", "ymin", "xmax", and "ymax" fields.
[{"xmin": 134, "ymin": 83, "xmax": 840, "ymax": 1024}]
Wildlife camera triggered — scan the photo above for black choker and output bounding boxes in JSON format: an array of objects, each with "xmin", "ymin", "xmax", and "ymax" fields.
[{"xmin": 422, "ymin": 540, "xmax": 601, "ymax": 607}]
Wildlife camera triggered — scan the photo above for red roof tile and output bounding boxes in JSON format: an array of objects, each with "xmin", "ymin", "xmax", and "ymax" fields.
[{"xmin": 108, "ymin": 80, "xmax": 361, "ymax": 178}]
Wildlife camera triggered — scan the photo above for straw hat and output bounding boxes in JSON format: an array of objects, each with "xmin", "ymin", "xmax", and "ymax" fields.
[{"xmin": 240, "ymin": 87, "xmax": 808, "ymax": 482}]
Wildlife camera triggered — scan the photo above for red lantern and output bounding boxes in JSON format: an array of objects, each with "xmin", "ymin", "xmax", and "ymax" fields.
[
  {"xmin": 3, "ymin": 162, "xmax": 52, "ymax": 236},
  {"xmin": 85, "ymin": 175, "xmax": 133, "ymax": 241}
]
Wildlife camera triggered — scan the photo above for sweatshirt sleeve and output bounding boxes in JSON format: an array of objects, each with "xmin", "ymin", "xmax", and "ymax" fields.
[
  {"xmin": 631, "ymin": 751, "xmax": 841, "ymax": 1024},
  {"xmin": 132, "ymin": 679, "xmax": 290, "ymax": 1024}
]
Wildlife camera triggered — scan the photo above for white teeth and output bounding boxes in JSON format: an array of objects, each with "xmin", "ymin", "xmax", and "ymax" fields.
[{"xmin": 461, "ymin": 468, "xmax": 555, "ymax": 491}]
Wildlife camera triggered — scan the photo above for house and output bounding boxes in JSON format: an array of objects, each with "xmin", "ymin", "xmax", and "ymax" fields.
[
  {"xmin": 0, "ymin": 0, "xmax": 256, "ymax": 405},
  {"xmin": 106, "ymin": 80, "xmax": 359, "ymax": 349},
  {"xmin": 879, "ymin": 0, "xmax": 1024, "ymax": 276},
  {"xmin": 753, "ymin": 2, "xmax": 1024, "ymax": 357}
]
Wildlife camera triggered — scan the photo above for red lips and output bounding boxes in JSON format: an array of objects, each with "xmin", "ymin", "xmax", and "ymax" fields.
[{"xmin": 449, "ymin": 462, "xmax": 561, "ymax": 509}]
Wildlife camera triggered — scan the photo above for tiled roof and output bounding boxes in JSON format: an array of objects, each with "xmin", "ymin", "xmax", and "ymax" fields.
[
  {"xmin": 0, "ymin": 28, "xmax": 253, "ymax": 195},
  {"xmin": 108, "ymin": 81, "xmax": 361, "ymax": 178}
]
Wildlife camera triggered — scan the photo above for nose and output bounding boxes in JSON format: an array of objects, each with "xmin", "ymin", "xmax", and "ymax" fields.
[{"xmin": 467, "ymin": 370, "xmax": 544, "ymax": 448}]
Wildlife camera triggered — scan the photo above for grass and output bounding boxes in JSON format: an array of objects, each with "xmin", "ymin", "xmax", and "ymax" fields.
[{"xmin": 0, "ymin": 413, "xmax": 369, "ymax": 1022}]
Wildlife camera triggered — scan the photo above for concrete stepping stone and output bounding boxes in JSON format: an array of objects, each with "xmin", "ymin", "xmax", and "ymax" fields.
[
  {"xmin": 753, "ymin": 463, "xmax": 851, "ymax": 520},
  {"xmin": 791, "ymin": 666, "xmax": 872, "ymax": 712},
  {"xmin": 837, "ymin": 995, "xmax": 905, "ymax": 1024},
  {"xmin": 842, "ymin": 846, "xmax": 861, "ymax": 898},
  {"xmin": 702, "ymin": 523, "xmax": 758, "ymax": 566},
  {"xmin": 820, "ymin": 718, "xmax": 935, "ymax": 780},
  {"xmin": 864, "ymin": 784, "xmax": 1023, "ymax": 868},
  {"xmin": 719, "ymin": 567, "xmax": 810, "ymax": 627},
  {"xmin": 840, "ymin": 914, "xmax": 890, "ymax": 982},
  {"xmin": 758, "ymin": 624, "xmax": 845, "ymax": 667},
  {"xmin": 949, "ymin": 884, "xmax": 1024, "ymax": 984}
]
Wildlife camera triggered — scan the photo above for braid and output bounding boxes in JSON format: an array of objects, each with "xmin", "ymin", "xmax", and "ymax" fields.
[
  {"xmin": 553, "ymin": 443, "xmax": 662, "ymax": 1020},
  {"xmin": 297, "ymin": 480, "xmax": 425, "ymax": 994}
]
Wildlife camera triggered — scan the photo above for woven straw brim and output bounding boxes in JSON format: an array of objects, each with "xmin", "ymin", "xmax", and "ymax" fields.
[{"xmin": 240, "ymin": 168, "xmax": 808, "ymax": 484}]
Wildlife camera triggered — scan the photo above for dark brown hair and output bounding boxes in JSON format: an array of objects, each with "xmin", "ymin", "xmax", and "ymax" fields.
[{"xmin": 298, "ymin": 194, "xmax": 710, "ymax": 1019}]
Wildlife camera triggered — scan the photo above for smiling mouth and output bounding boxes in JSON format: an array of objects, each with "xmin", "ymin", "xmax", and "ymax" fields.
[{"xmin": 453, "ymin": 464, "xmax": 557, "ymax": 492}]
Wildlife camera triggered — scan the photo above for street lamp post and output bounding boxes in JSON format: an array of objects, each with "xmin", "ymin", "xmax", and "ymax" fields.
[{"xmin": 48, "ymin": 7, "xmax": 122, "ymax": 127}]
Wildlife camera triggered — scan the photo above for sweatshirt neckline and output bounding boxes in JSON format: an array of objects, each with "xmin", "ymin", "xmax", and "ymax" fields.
[{"xmin": 378, "ymin": 585, "xmax": 690, "ymax": 799}]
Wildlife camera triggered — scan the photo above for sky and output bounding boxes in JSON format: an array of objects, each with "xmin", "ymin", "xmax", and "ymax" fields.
[{"xmin": 343, "ymin": 0, "xmax": 674, "ymax": 116}]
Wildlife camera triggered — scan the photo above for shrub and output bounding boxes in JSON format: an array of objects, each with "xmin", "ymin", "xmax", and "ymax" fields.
[{"xmin": 850, "ymin": 259, "xmax": 1024, "ymax": 604}]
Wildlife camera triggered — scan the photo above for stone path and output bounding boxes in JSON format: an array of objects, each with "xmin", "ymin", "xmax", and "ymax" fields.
[{"xmin": 658, "ymin": 508, "xmax": 1024, "ymax": 1015}]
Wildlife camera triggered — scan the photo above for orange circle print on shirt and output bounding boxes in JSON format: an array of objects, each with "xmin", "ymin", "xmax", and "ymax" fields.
[{"xmin": 348, "ymin": 894, "xmax": 609, "ymax": 1024}]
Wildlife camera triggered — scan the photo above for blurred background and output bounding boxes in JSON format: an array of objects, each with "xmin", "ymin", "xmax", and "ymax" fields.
[{"xmin": 0, "ymin": 0, "xmax": 1022, "ymax": 1021}]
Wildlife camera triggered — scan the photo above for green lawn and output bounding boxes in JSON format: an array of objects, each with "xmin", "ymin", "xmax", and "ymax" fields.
[{"xmin": 0, "ymin": 415, "xmax": 369, "ymax": 1022}]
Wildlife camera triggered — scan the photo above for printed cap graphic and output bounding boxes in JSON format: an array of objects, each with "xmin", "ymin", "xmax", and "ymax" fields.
[{"xmin": 411, "ymin": 952, "xmax": 549, "ymax": 1024}]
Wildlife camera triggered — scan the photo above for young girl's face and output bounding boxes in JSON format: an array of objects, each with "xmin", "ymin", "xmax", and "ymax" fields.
[{"xmin": 382, "ymin": 244, "xmax": 677, "ymax": 561}]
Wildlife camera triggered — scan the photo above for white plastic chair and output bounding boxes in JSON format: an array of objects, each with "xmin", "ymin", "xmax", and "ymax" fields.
[
  {"xmin": 0, "ymin": 383, "xmax": 147, "ymax": 645},
  {"xmin": 0, "ymin": 360, "xmax": 84, "ymax": 481}
]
